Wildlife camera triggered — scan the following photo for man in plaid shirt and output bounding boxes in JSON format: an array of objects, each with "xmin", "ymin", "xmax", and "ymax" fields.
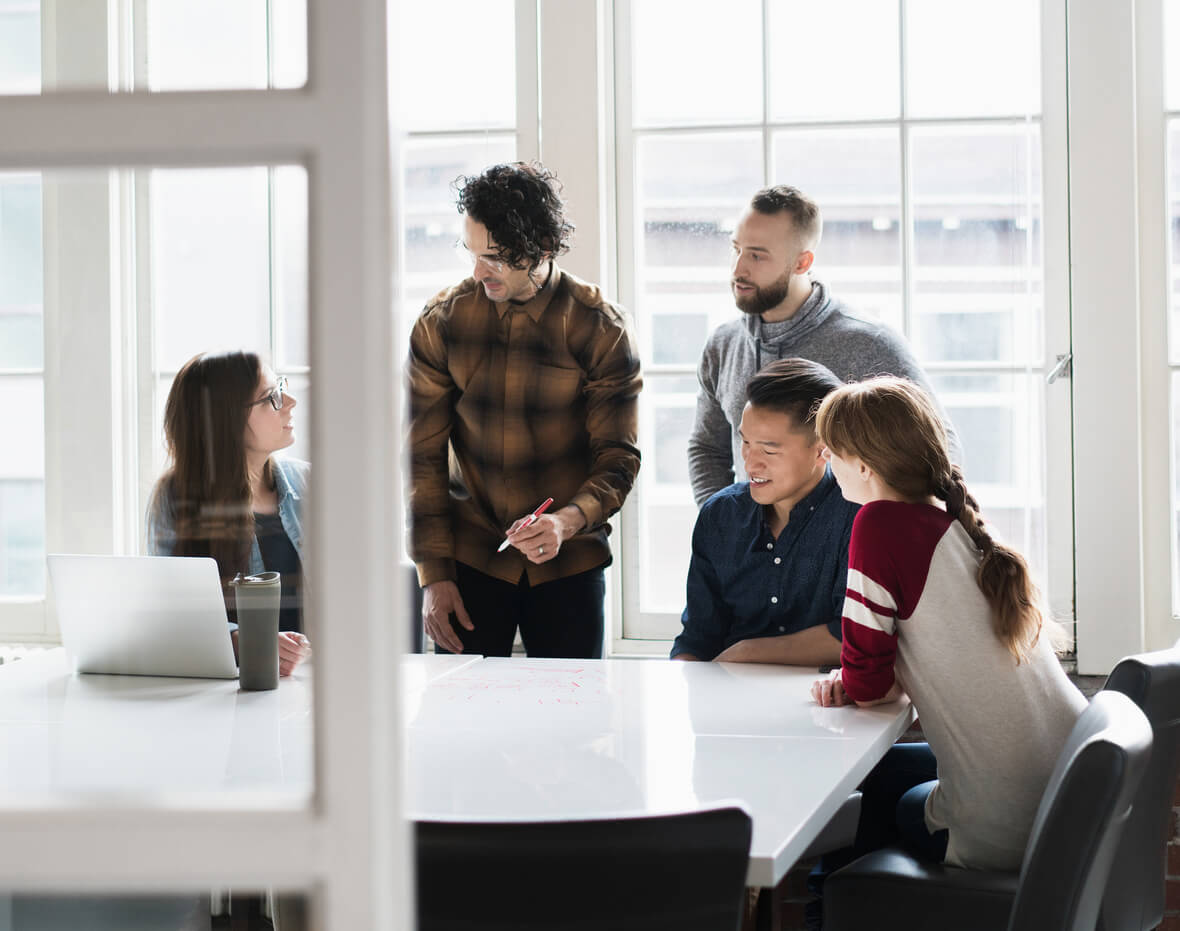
[{"xmin": 408, "ymin": 162, "xmax": 642, "ymax": 658}]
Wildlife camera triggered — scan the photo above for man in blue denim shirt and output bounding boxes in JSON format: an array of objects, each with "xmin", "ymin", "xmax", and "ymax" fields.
[{"xmin": 672, "ymin": 358, "xmax": 858, "ymax": 664}]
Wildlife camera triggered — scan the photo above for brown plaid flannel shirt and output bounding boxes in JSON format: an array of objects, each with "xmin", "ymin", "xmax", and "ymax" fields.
[{"xmin": 408, "ymin": 265, "xmax": 642, "ymax": 587}]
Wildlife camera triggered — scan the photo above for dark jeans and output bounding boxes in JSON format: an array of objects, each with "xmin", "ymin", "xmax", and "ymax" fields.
[
  {"xmin": 807, "ymin": 743, "xmax": 948, "ymax": 927},
  {"xmin": 852, "ymin": 742, "xmax": 947, "ymax": 862},
  {"xmin": 436, "ymin": 561, "xmax": 606, "ymax": 659}
]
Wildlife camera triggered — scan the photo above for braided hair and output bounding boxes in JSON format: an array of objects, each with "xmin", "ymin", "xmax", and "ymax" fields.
[{"xmin": 815, "ymin": 376, "xmax": 1044, "ymax": 663}]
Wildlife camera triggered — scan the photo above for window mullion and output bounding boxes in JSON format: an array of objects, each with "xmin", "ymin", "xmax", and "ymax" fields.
[
  {"xmin": 1133, "ymin": 0, "xmax": 1174, "ymax": 640},
  {"xmin": 514, "ymin": 0, "xmax": 540, "ymax": 161}
]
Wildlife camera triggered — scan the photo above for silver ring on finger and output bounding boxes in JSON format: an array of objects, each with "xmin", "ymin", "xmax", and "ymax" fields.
[{"xmin": 538, "ymin": 545, "xmax": 545, "ymax": 556}]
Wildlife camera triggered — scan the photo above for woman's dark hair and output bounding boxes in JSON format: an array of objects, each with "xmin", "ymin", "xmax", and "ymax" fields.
[
  {"xmin": 150, "ymin": 350, "xmax": 270, "ymax": 586},
  {"xmin": 816, "ymin": 376, "xmax": 1044, "ymax": 663},
  {"xmin": 454, "ymin": 161, "xmax": 574, "ymax": 272},
  {"xmin": 745, "ymin": 357, "xmax": 843, "ymax": 440}
]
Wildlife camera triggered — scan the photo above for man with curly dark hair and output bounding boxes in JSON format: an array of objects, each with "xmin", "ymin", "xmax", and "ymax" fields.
[{"xmin": 408, "ymin": 161, "xmax": 643, "ymax": 659}]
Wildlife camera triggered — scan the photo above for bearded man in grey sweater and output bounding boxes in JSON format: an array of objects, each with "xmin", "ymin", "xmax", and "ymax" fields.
[{"xmin": 689, "ymin": 185, "xmax": 962, "ymax": 506}]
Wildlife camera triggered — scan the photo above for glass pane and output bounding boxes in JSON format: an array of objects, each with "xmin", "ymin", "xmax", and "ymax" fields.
[
  {"xmin": 767, "ymin": 0, "xmax": 899, "ymax": 122},
  {"xmin": 636, "ymin": 133, "xmax": 762, "ymax": 367},
  {"xmin": 909, "ymin": 125, "xmax": 1043, "ymax": 365},
  {"xmin": 772, "ymin": 127, "xmax": 903, "ymax": 330},
  {"xmin": 632, "ymin": 0, "xmax": 762, "ymax": 127},
  {"xmin": 0, "ymin": 173, "xmax": 43, "ymax": 368},
  {"xmin": 147, "ymin": 0, "xmax": 307, "ymax": 90},
  {"xmin": 0, "ymin": 3, "xmax": 39, "ymax": 94},
  {"xmin": 276, "ymin": 166, "xmax": 309, "ymax": 369},
  {"xmin": 283, "ymin": 372, "xmax": 311, "ymax": 463},
  {"xmin": 151, "ymin": 167, "xmax": 272, "ymax": 372},
  {"xmin": 271, "ymin": 0, "xmax": 309, "ymax": 89},
  {"xmin": 400, "ymin": 135, "xmax": 516, "ymax": 341},
  {"xmin": 929, "ymin": 372, "xmax": 1048, "ymax": 587},
  {"xmin": 905, "ymin": 0, "xmax": 1040, "ymax": 118},
  {"xmin": 0, "ymin": 378, "xmax": 44, "ymax": 598},
  {"xmin": 397, "ymin": 0, "xmax": 516, "ymax": 132},
  {"xmin": 637, "ymin": 377, "xmax": 698, "ymax": 615},
  {"xmin": 0, "ymin": 649, "xmax": 311, "ymax": 802},
  {"xmin": 0, "ymin": 481, "xmax": 44, "ymax": 598},
  {"xmin": 0, "ymin": 163, "xmax": 316, "ymax": 811}
]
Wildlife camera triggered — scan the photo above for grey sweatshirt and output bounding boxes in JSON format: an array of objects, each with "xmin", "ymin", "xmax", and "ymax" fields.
[{"xmin": 688, "ymin": 281, "xmax": 964, "ymax": 505}]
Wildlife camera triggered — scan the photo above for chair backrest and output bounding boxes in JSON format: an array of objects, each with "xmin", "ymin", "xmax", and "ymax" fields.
[
  {"xmin": 1007, "ymin": 690, "xmax": 1153, "ymax": 931},
  {"xmin": 1097, "ymin": 643, "xmax": 1180, "ymax": 931},
  {"xmin": 415, "ymin": 805, "xmax": 753, "ymax": 931}
]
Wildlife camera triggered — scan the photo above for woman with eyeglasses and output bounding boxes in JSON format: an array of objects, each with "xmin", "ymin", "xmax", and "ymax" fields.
[{"xmin": 147, "ymin": 350, "xmax": 311, "ymax": 676}]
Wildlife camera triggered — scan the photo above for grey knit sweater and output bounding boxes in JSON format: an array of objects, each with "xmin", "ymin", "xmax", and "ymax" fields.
[{"xmin": 688, "ymin": 281, "xmax": 964, "ymax": 505}]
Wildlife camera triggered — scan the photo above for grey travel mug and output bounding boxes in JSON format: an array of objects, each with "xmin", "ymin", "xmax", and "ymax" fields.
[{"xmin": 231, "ymin": 571, "xmax": 281, "ymax": 690}]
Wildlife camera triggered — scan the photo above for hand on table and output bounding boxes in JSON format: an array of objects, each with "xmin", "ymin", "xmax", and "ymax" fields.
[
  {"xmin": 505, "ymin": 505, "xmax": 586, "ymax": 565},
  {"xmin": 811, "ymin": 668, "xmax": 852, "ymax": 707},
  {"xmin": 279, "ymin": 632, "xmax": 312, "ymax": 677},
  {"xmin": 423, "ymin": 580, "xmax": 472, "ymax": 653}
]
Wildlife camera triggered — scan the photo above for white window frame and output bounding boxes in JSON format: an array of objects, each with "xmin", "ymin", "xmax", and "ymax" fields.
[
  {"xmin": 0, "ymin": 2, "xmax": 406, "ymax": 926},
  {"xmin": 1139, "ymin": 0, "xmax": 1179, "ymax": 655},
  {"xmin": 1067, "ymin": 0, "xmax": 1176, "ymax": 672},
  {"xmin": 610, "ymin": 0, "xmax": 1076, "ymax": 653}
]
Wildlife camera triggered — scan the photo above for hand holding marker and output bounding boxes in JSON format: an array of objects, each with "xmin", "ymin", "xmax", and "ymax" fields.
[{"xmin": 496, "ymin": 497, "xmax": 554, "ymax": 553}]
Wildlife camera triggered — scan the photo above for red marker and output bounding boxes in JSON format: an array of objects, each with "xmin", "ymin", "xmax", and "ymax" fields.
[{"xmin": 497, "ymin": 497, "xmax": 554, "ymax": 552}]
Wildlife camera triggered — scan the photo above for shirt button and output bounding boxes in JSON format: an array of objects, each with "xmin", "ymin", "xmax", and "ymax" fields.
[
  {"xmin": 766, "ymin": 543, "xmax": 773, "ymax": 550},
  {"xmin": 774, "ymin": 557, "xmax": 781, "ymax": 565},
  {"xmin": 770, "ymin": 596, "xmax": 778, "ymax": 604},
  {"xmin": 779, "ymin": 626, "xmax": 785, "ymax": 632}
]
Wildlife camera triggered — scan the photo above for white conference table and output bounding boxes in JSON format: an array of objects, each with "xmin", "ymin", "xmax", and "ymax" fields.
[{"xmin": 0, "ymin": 650, "xmax": 912, "ymax": 888}]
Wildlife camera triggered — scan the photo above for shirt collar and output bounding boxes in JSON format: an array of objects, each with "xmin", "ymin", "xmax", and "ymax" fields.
[
  {"xmin": 752, "ymin": 467, "xmax": 838, "ymax": 537},
  {"xmin": 794, "ymin": 466, "xmax": 837, "ymax": 516},
  {"xmin": 493, "ymin": 261, "xmax": 559, "ymax": 322}
]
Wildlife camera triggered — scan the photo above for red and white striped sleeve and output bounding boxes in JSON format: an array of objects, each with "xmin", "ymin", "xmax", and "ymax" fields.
[{"xmin": 840, "ymin": 504, "xmax": 904, "ymax": 703}]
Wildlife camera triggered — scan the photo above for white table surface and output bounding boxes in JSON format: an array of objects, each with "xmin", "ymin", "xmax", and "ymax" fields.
[
  {"xmin": 403, "ymin": 657, "xmax": 913, "ymax": 887},
  {"xmin": 0, "ymin": 650, "xmax": 911, "ymax": 887}
]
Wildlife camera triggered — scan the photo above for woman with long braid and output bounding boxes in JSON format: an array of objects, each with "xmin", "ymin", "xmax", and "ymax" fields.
[{"xmin": 810, "ymin": 376, "xmax": 1084, "ymax": 875}]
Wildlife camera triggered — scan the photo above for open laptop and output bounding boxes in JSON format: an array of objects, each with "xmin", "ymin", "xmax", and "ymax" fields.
[{"xmin": 47, "ymin": 554, "xmax": 239, "ymax": 679}]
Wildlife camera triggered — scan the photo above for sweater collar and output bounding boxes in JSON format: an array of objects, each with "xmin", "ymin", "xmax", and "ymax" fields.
[{"xmin": 743, "ymin": 279, "xmax": 835, "ymax": 348}]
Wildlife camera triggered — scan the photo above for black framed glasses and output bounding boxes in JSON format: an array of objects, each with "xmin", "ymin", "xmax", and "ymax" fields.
[{"xmin": 248, "ymin": 375, "xmax": 288, "ymax": 411}]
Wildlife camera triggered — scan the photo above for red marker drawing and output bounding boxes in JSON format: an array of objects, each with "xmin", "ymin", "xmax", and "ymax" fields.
[{"xmin": 496, "ymin": 497, "xmax": 554, "ymax": 552}]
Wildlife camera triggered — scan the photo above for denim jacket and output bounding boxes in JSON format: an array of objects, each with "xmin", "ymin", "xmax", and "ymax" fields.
[{"xmin": 146, "ymin": 457, "xmax": 309, "ymax": 575}]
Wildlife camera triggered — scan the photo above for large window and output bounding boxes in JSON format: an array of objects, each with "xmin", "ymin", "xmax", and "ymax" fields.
[
  {"xmin": 616, "ymin": 0, "xmax": 1058, "ymax": 641},
  {"xmin": 0, "ymin": 7, "xmax": 312, "ymax": 638},
  {"xmin": 0, "ymin": 173, "xmax": 43, "ymax": 602},
  {"xmin": 396, "ymin": 0, "xmax": 522, "ymax": 334},
  {"xmin": 143, "ymin": 165, "xmax": 310, "ymax": 511},
  {"xmin": 0, "ymin": 0, "xmax": 43, "ymax": 614}
]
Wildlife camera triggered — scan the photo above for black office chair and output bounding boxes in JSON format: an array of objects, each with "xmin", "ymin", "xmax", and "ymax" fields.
[
  {"xmin": 416, "ymin": 805, "xmax": 752, "ymax": 931},
  {"xmin": 1097, "ymin": 642, "xmax": 1180, "ymax": 931},
  {"xmin": 823, "ymin": 690, "xmax": 1153, "ymax": 931}
]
